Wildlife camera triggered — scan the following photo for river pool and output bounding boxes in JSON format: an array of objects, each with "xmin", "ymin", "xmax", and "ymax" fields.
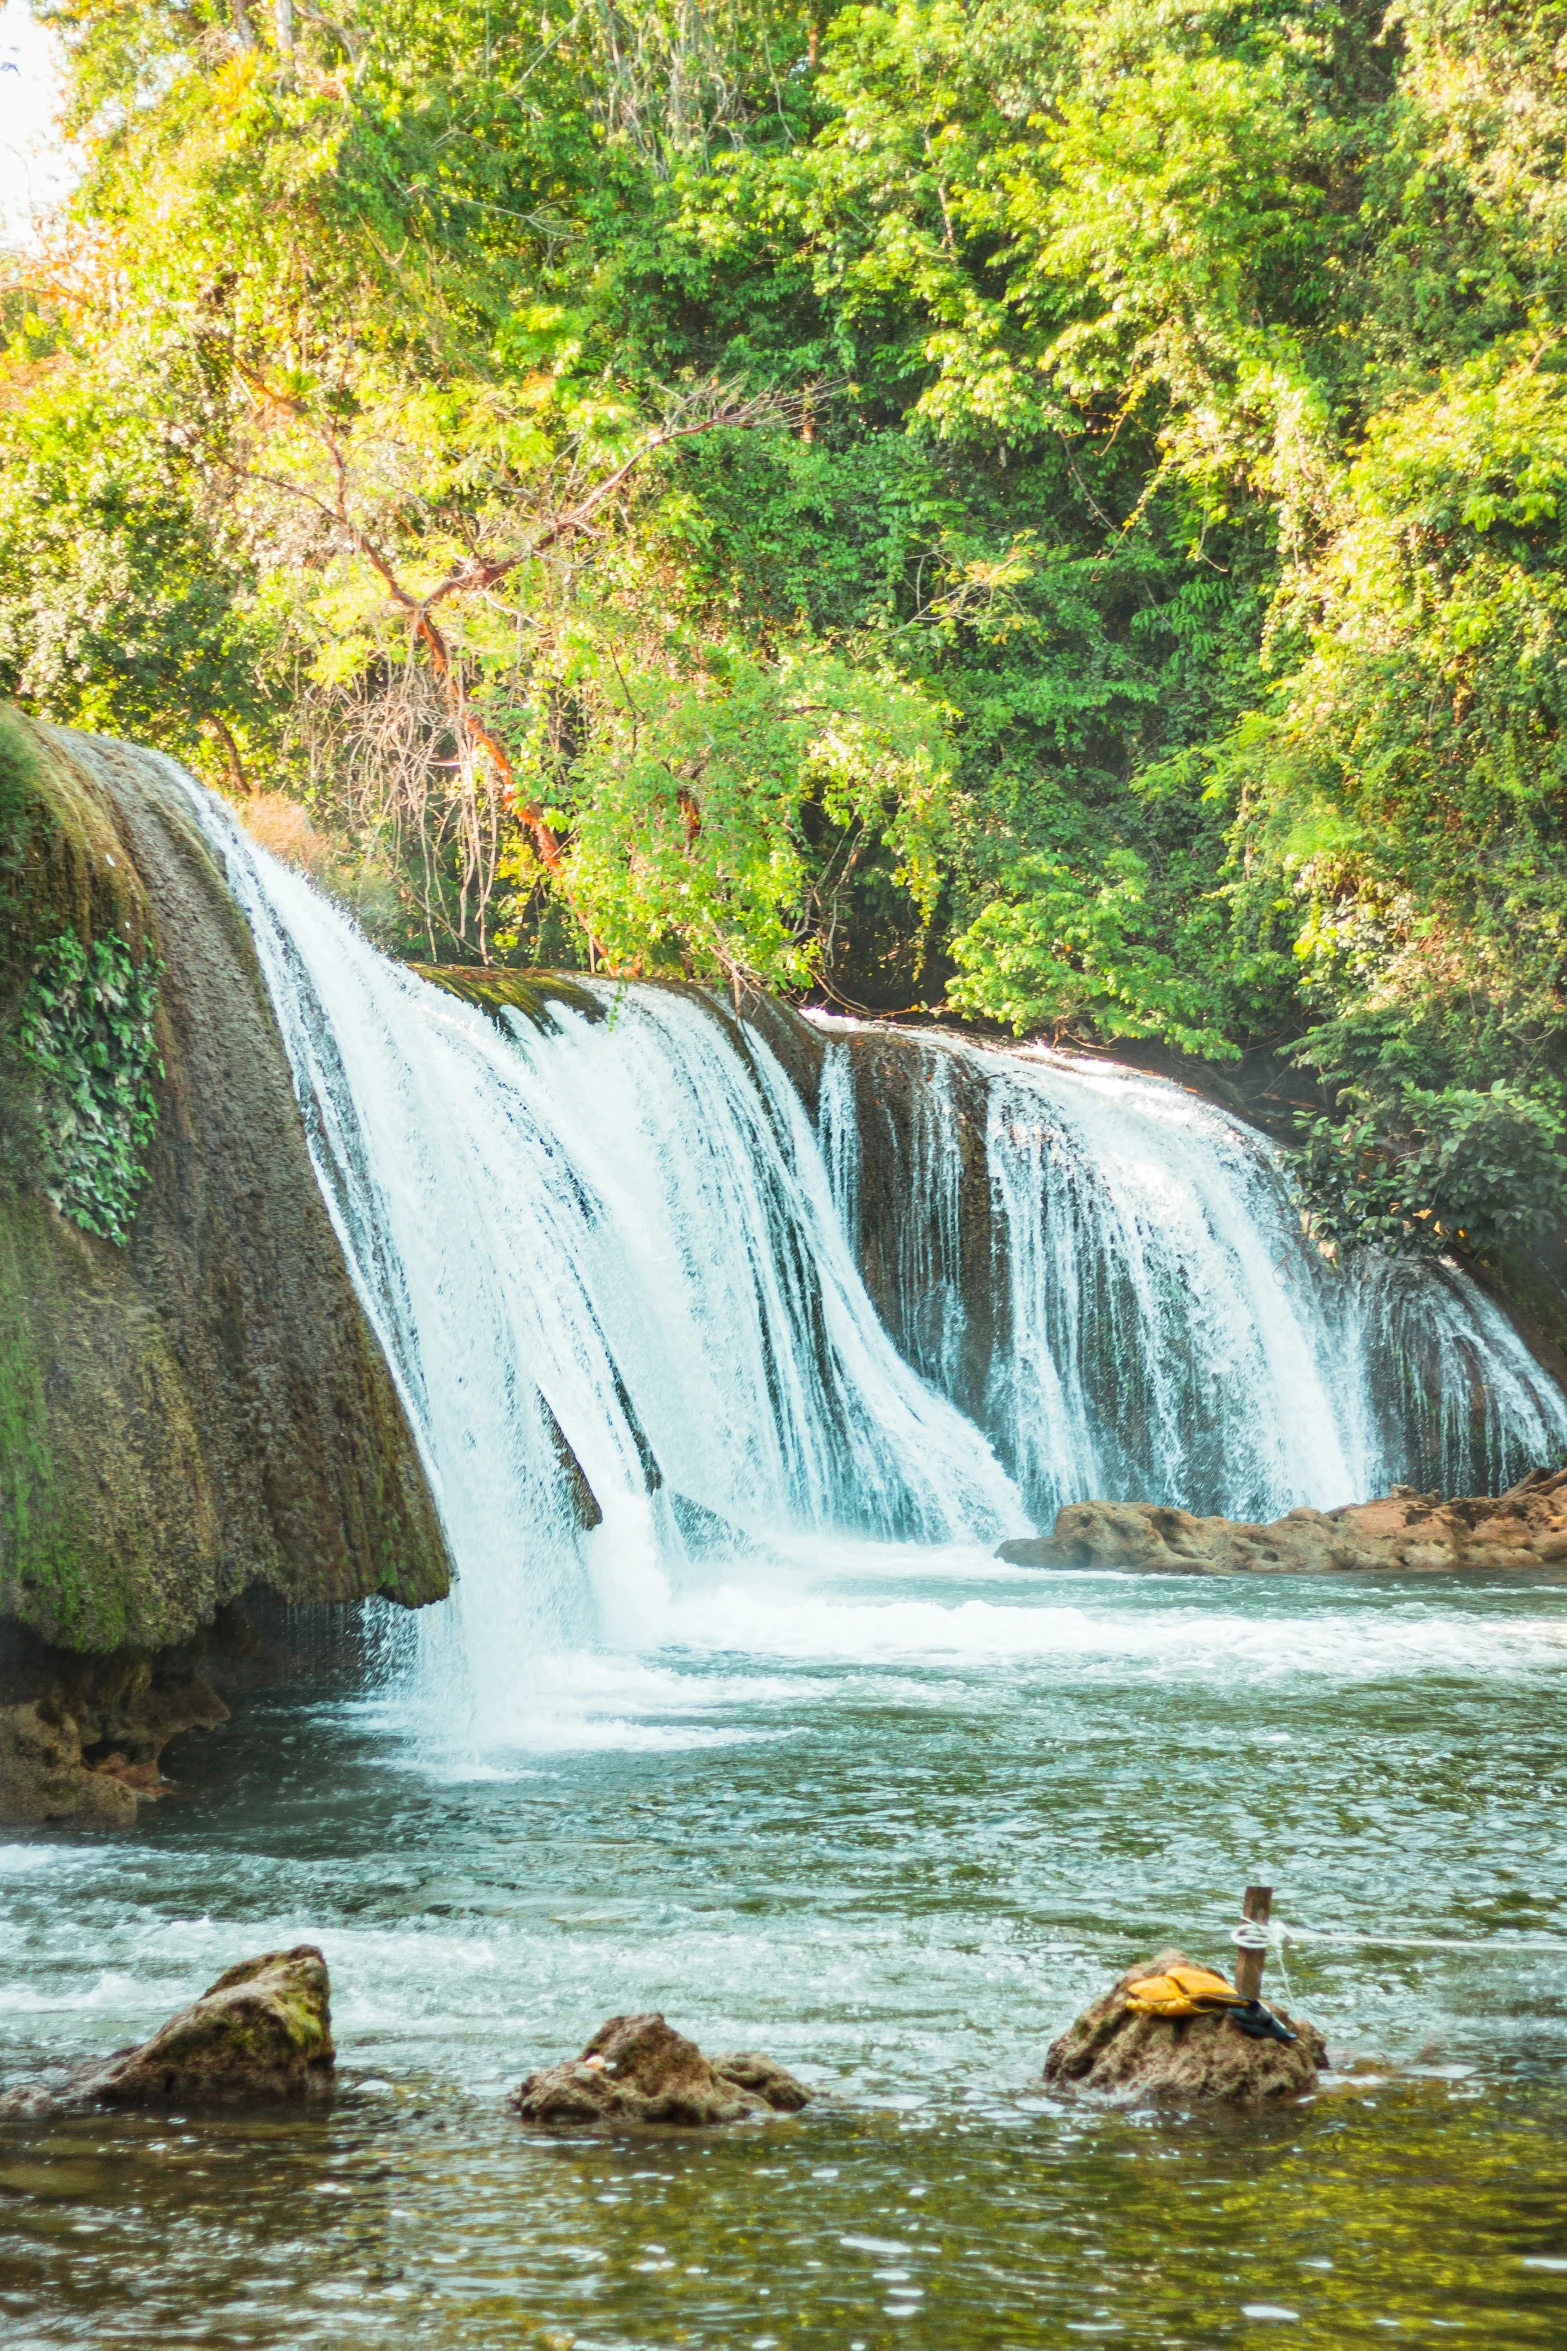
[{"xmin": 4, "ymin": 1549, "xmax": 1567, "ymax": 2348}]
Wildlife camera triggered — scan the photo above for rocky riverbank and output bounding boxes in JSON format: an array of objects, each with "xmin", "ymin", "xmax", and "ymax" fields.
[{"xmin": 998, "ymin": 1467, "xmax": 1567, "ymax": 1576}]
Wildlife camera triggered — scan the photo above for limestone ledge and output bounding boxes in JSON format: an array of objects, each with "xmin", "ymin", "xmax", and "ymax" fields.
[{"xmin": 998, "ymin": 1466, "xmax": 1567, "ymax": 1576}]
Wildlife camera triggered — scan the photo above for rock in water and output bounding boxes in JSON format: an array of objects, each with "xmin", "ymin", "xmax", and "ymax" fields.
[
  {"xmin": 83, "ymin": 1947, "xmax": 335, "ymax": 2107},
  {"xmin": 705, "ymin": 2048, "xmax": 812, "ymax": 2112},
  {"xmin": 999, "ymin": 1466, "xmax": 1567, "ymax": 1576},
  {"xmin": 511, "ymin": 2013, "xmax": 810, "ymax": 2129},
  {"xmin": 1044, "ymin": 1951, "xmax": 1325, "ymax": 2103}
]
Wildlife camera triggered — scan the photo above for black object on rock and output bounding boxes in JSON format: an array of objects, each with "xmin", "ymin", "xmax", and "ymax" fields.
[
  {"xmin": 1044, "ymin": 1950, "xmax": 1325, "ymax": 2103},
  {"xmin": 1231, "ymin": 1998, "xmax": 1298, "ymax": 2044}
]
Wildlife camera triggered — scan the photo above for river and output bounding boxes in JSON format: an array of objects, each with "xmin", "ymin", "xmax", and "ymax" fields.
[{"xmin": 4, "ymin": 1547, "xmax": 1567, "ymax": 2347}]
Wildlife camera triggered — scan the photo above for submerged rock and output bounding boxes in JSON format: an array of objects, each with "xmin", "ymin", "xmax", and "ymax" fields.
[
  {"xmin": 999, "ymin": 1466, "xmax": 1567, "ymax": 1576},
  {"xmin": 511, "ymin": 2012, "xmax": 810, "ymax": 2129},
  {"xmin": 82, "ymin": 1947, "xmax": 336, "ymax": 2108},
  {"xmin": 704, "ymin": 2047, "xmax": 812, "ymax": 2112},
  {"xmin": 1045, "ymin": 1951, "xmax": 1325, "ymax": 2103}
]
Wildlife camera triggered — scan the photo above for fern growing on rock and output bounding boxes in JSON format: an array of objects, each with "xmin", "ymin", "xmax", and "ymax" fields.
[{"xmin": 18, "ymin": 930, "xmax": 162, "ymax": 1245}]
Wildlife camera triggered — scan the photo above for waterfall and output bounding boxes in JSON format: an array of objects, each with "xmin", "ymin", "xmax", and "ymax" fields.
[
  {"xmin": 157, "ymin": 766, "xmax": 1018, "ymax": 1731},
  {"xmin": 810, "ymin": 1018, "xmax": 1567, "ymax": 1523},
  {"xmin": 110, "ymin": 759, "xmax": 1567, "ymax": 1736}
]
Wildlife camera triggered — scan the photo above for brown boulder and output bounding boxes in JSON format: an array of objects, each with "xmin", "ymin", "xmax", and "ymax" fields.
[
  {"xmin": 1044, "ymin": 1950, "xmax": 1326, "ymax": 2103},
  {"xmin": 706, "ymin": 2047, "xmax": 813, "ymax": 2112},
  {"xmin": 81, "ymin": 1946, "xmax": 335, "ymax": 2108},
  {"xmin": 999, "ymin": 1465, "xmax": 1567, "ymax": 1577},
  {"xmin": 0, "ymin": 1699, "xmax": 139, "ymax": 1830},
  {"xmin": 511, "ymin": 2012, "xmax": 810, "ymax": 2130}
]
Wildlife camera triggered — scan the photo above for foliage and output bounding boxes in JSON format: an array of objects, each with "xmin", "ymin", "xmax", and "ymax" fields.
[
  {"xmin": 17, "ymin": 931, "xmax": 163, "ymax": 1244},
  {"xmin": 562, "ymin": 642, "xmax": 955, "ymax": 985},
  {"xmin": 4, "ymin": 0, "xmax": 1567, "ymax": 1254},
  {"xmin": 948, "ymin": 851, "xmax": 1241, "ymax": 1058},
  {"xmin": 1296, "ymin": 1082, "xmax": 1567, "ymax": 1264}
]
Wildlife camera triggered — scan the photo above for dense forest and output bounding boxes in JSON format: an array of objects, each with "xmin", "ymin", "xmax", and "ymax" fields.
[{"xmin": 2, "ymin": 0, "xmax": 1566, "ymax": 1266}]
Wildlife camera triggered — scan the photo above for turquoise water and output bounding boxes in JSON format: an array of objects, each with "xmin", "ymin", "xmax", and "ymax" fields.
[{"xmin": 4, "ymin": 1550, "xmax": 1567, "ymax": 2347}]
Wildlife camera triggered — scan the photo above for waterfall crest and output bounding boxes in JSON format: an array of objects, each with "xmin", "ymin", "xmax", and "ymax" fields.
[{"xmin": 166, "ymin": 774, "xmax": 1018, "ymax": 1715}]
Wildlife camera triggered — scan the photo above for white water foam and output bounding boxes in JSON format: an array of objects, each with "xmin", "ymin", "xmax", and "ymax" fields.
[
  {"xmin": 83, "ymin": 750, "xmax": 1567, "ymax": 1752},
  {"xmin": 811, "ymin": 1018, "xmax": 1567, "ymax": 1520}
]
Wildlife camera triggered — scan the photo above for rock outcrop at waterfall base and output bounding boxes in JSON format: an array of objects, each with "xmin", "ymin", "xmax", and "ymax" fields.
[
  {"xmin": 1045, "ymin": 1953, "xmax": 1326, "ymax": 2104},
  {"xmin": 511, "ymin": 2012, "xmax": 811, "ymax": 2129},
  {"xmin": 0, "ymin": 712, "xmax": 453, "ymax": 1824},
  {"xmin": 1, "ymin": 1946, "xmax": 335, "ymax": 2114},
  {"xmin": 998, "ymin": 1467, "xmax": 1567, "ymax": 1576},
  {"xmin": 0, "ymin": 1626, "xmax": 234, "ymax": 1827}
]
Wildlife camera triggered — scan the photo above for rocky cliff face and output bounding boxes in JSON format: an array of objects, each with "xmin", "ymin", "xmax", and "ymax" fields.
[{"xmin": 0, "ymin": 717, "xmax": 451, "ymax": 1731}]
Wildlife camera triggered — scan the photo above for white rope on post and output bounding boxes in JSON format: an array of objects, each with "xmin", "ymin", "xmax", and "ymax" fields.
[
  {"xmin": 1218, "ymin": 1906, "xmax": 1567, "ymax": 1999},
  {"xmin": 1231, "ymin": 1913, "xmax": 1294, "ymax": 2002}
]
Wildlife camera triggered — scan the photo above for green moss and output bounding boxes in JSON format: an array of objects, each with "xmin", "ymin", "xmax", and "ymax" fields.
[
  {"xmin": 0, "ymin": 1187, "xmax": 213, "ymax": 1649},
  {"xmin": 0, "ymin": 710, "xmax": 150, "ymax": 964},
  {"xmin": 0, "ymin": 1200, "xmax": 61, "ymax": 1611},
  {"xmin": 1, "ymin": 715, "xmax": 452, "ymax": 1653},
  {"xmin": 410, "ymin": 964, "xmax": 607, "ymax": 1033}
]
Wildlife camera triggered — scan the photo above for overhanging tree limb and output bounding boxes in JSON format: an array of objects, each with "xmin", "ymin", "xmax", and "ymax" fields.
[{"xmin": 234, "ymin": 379, "xmax": 799, "ymax": 887}]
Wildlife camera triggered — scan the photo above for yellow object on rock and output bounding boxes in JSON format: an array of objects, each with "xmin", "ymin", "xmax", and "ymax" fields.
[{"xmin": 1122, "ymin": 1964, "xmax": 1248, "ymax": 2018}]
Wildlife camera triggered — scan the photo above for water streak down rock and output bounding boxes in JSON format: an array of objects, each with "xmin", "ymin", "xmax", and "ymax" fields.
[
  {"xmin": 761, "ymin": 1007, "xmax": 1567, "ymax": 1519},
  {"xmin": 999, "ymin": 1467, "xmax": 1567, "ymax": 1575}
]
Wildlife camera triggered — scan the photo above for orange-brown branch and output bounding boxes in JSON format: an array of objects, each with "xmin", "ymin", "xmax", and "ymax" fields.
[{"xmin": 232, "ymin": 380, "xmax": 798, "ymax": 932}]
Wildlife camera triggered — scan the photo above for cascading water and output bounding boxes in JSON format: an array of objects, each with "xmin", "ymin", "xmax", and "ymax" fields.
[
  {"xmin": 117, "ymin": 757, "xmax": 1567, "ymax": 1734},
  {"xmin": 18, "ymin": 752, "xmax": 1567, "ymax": 2351},
  {"xmin": 811, "ymin": 1018, "xmax": 1567, "ymax": 1523},
  {"xmin": 151, "ymin": 760, "xmax": 1018, "ymax": 1734}
]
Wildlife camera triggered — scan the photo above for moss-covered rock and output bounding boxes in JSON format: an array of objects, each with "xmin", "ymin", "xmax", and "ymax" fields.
[
  {"xmin": 83, "ymin": 1946, "xmax": 335, "ymax": 2107},
  {"xmin": 410, "ymin": 963, "xmax": 606, "ymax": 1032},
  {"xmin": 0, "ymin": 714, "xmax": 453, "ymax": 1662}
]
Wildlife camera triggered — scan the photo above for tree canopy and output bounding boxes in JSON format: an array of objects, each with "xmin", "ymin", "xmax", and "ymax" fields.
[{"xmin": 5, "ymin": 0, "xmax": 1567, "ymax": 1264}]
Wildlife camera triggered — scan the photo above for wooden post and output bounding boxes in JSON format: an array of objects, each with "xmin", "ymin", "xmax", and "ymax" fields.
[{"xmin": 1234, "ymin": 1884, "xmax": 1272, "ymax": 2000}]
